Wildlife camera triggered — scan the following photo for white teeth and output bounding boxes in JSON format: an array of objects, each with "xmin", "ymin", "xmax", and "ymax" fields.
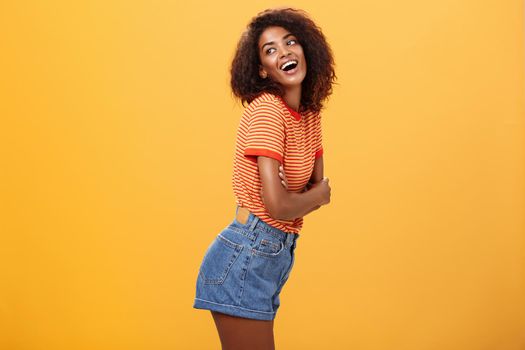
[{"xmin": 280, "ymin": 60, "xmax": 298, "ymax": 70}]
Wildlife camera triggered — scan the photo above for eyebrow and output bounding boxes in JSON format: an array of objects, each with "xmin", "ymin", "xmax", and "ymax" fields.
[{"xmin": 261, "ymin": 33, "xmax": 295, "ymax": 51}]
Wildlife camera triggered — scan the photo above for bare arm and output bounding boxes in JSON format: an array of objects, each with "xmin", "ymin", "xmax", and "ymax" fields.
[{"xmin": 258, "ymin": 156, "xmax": 330, "ymax": 221}]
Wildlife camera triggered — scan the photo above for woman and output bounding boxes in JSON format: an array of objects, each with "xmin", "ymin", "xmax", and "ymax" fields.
[{"xmin": 193, "ymin": 7, "xmax": 336, "ymax": 349}]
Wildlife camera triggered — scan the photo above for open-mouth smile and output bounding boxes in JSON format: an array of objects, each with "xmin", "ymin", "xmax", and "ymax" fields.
[{"xmin": 280, "ymin": 60, "xmax": 298, "ymax": 71}]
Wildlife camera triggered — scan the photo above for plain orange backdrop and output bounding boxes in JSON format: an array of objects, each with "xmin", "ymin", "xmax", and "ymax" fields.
[{"xmin": 0, "ymin": 1, "xmax": 524, "ymax": 349}]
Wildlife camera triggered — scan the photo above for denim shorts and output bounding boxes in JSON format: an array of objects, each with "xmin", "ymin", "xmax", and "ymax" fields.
[{"xmin": 193, "ymin": 206, "xmax": 300, "ymax": 321}]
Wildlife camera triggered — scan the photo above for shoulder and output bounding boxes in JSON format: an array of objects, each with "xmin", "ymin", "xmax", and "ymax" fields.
[
  {"xmin": 304, "ymin": 108, "xmax": 321, "ymax": 118},
  {"xmin": 246, "ymin": 92, "xmax": 286, "ymax": 118},
  {"xmin": 302, "ymin": 109, "xmax": 322, "ymax": 125}
]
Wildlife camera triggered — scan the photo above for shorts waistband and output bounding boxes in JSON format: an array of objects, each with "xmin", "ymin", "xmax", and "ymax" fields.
[{"xmin": 235, "ymin": 206, "xmax": 299, "ymax": 245}]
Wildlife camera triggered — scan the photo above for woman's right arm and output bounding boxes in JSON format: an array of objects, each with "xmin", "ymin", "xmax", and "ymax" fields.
[{"xmin": 257, "ymin": 156, "xmax": 331, "ymax": 221}]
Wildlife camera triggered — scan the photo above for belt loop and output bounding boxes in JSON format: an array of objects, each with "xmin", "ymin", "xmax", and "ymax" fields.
[
  {"xmin": 286, "ymin": 233, "xmax": 293, "ymax": 247},
  {"xmin": 248, "ymin": 214, "xmax": 259, "ymax": 231}
]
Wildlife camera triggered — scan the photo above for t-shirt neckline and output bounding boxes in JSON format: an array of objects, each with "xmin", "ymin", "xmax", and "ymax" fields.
[{"xmin": 276, "ymin": 96, "xmax": 302, "ymax": 121}]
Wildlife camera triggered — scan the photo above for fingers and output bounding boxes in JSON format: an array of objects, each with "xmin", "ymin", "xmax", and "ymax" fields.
[
  {"xmin": 279, "ymin": 165, "xmax": 288, "ymax": 189},
  {"xmin": 278, "ymin": 164, "xmax": 327, "ymax": 190}
]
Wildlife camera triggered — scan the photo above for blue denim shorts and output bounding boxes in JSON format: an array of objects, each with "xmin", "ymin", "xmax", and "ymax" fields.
[{"xmin": 193, "ymin": 206, "xmax": 300, "ymax": 321}]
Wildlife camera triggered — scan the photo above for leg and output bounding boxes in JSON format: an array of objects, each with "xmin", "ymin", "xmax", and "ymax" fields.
[{"xmin": 211, "ymin": 311, "xmax": 275, "ymax": 350}]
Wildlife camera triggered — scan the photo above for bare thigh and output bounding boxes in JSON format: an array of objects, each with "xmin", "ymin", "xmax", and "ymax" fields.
[{"xmin": 211, "ymin": 311, "xmax": 275, "ymax": 350}]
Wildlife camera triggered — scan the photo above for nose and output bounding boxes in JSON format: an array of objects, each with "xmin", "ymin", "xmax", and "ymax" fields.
[{"xmin": 279, "ymin": 45, "xmax": 291, "ymax": 58}]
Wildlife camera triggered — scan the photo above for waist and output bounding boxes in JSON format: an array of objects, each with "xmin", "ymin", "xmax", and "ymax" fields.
[{"xmin": 235, "ymin": 206, "xmax": 299, "ymax": 239}]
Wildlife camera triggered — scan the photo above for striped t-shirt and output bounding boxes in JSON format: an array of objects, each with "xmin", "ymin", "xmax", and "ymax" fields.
[{"xmin": 232, "ymin": 92, "xmax": 323, "ymax": 234}]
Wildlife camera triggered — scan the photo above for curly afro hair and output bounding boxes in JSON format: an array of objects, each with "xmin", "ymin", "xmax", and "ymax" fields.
[{"xmin": 230, "ymin": 7, "xmax": 337, "ymax": 114}]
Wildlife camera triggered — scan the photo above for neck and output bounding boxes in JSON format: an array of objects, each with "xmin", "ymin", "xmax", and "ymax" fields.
[{"xmin": 282, "ymin": 85, "xmax": 301, "ymax": 112}]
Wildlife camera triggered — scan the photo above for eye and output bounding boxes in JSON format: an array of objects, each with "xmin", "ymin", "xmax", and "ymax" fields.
[
  {"xmin": 266, "ymin": 47, "xmax": 276, "ymax": 55},
  {"xmin": 287, "ymin": 39, "xmax": 297, "ymax": 45}
]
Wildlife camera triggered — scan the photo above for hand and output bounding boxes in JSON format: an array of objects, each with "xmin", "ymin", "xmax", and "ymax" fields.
[
  {"xmin": 304, "ymin": 180, "xmax": 315, "ymax": 192},
  {"xmin": 315, "ymin": 177, "xmax": 331, "ymax": 205},
  {"xmin": 278, "ymin": 164, "xmax": 288, "ymax": 189},
  {"xmin": 304, "ymin": 177, "xmax": 322, "ymax": 192},
  {"xmin": 260, "ymin": 164, "xmax": 288, "ymax": 203}
]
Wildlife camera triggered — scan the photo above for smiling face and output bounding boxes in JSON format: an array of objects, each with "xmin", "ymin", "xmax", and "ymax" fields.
[{"xmin": 258, "ymin": 26, "xmax": 307, "ymax": 89}]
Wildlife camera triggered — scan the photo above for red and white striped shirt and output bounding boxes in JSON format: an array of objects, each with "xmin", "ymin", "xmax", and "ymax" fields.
[{"xmin": 232, "ymin": 92, "xmax": 323, "ymax": 234}]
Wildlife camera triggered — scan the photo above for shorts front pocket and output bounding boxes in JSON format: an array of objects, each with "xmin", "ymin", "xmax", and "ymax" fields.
[
  {"xmin": 252, "ymin": 236, "xmax": 285, "ymax": 258},
  {"xmin": 199, "ymin": 233, "xmax": 244, "ymax": 285}
]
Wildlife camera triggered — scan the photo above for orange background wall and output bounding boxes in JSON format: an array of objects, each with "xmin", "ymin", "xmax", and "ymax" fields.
[{"xmin": 1, "ymin": 1, "xmax": 524, "ymax": 349}]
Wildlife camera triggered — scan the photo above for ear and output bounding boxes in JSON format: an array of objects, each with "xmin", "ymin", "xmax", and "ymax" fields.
[{"xmin": 259, "ymin": 66, "xmax": 268, "ymax": 79}]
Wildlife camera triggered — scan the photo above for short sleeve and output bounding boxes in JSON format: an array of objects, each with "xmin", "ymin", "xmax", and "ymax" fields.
[
  {"xmin": 244, "ymin": 102, "xmax": 285, "ymax": 164},
  {"xmin": 314, "ymin": 113, "xmax": 323, "ymax": 159}
]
